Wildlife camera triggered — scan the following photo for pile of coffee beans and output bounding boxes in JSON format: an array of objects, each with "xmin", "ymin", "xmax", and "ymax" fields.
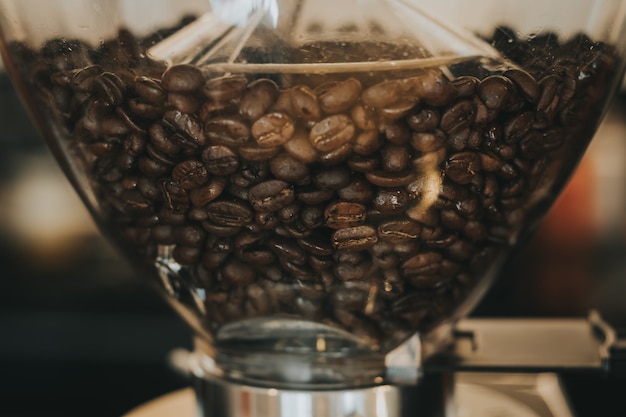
[{"xmin": 9, "ymin": 25, "xmax": 620, "ymax": 351}]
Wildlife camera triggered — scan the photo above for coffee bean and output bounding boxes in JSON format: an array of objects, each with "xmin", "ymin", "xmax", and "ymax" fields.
[
  {"xmin": 222, "ymin": 259, "xmax": 256, "ymax": 286},
  {"xmin": 445, "ymin": 151, "xmax": 481, "ymax": 185},
  {"xmin": 353, "ymin": 130, "xmax": 384, "ymax": 156},
  {"xmin": 324, "ymin": 201, "xmax": 367, "ymax": 229},
  {"xmin": 365, "ymin": 170, "xmax": 414, "ymax": 187},
  {"xmin": 239, "ymin": 78, "xmax": 279, "ymax": 121},
  {"xmin": 162, "ymin": 64, "xmax": 204, "ymax": 92},
  {"xmin": 133, "ymin": 75, "xmax": 166, "ymax": 105},
  {"xmin": 410, "ymin": 69, "xmax": 457, "ymax": 106},
  {"xmin": 317, "ymin": 78, "xmax": 362, "ymax": 114},
  {"xmin": 373, "ymin": 188, "xmax": 409, "ymax": 214},
  {"xmin": 378, "ymin": 218, "xmax": 422, "ymax": 243},
  {"xmin": 205, "ymin": 200, "xmax": 253, "ymax": 227},
  {"xmin": 309, "ymin": 114, "xmax": 355, "ymax": 152},
  {"xmin": 251, "ymin": 112, "xmax": 295, "ymax": 147},
  {"xmin": 204, "ymin": 115, "xmax": 250, "ymax": 146},
  {"xmin": 190, "ymin": 176, "xmax": 227, "ymax": 207},
  {"xmin": 332, "ymin": 225, "xmax": 378, "ymax": 251},
  {"xmin": 283, "ymin": 130, "xmax": 318, "ymax": 163},
  {"xmin": 290, "ymin": 85, "xmax": 321, "ymax": 121},
  {"xmin": 478, "ymin": 75, "xmax": 515, "ymax": 111},
  {"xmin": 163, "ymin": 110, "xmax": 207, "ymax": 148},
  {"xmin": 249, "ymin": 180, "xmax": 295, "ymax": 212},
  {"xmin": 203, "ymin": 74, "xmax": 248, "ymax": 103},
  {"xmin": 172, "ymin": 159, "xmax": 208, "ymax": 189},
  {"xmin": 269, "ymin": 152, "xmax": 309, "ymax": 183},
  {"xmin": 313, "ymin": 165, "xmax": 351, "ymax": 190},
  {"xmin": 202, "ymin": 145, "xmax": 239, "ymax": 175},
  {"xmin": 381, "ymin": 144, "xmax": 410, "ymax": 172}
]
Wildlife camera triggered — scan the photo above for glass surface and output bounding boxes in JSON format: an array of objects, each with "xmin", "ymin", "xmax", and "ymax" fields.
[{"xmin": 1, "ymin": 0, "xmax": 625, "ymax": 388}]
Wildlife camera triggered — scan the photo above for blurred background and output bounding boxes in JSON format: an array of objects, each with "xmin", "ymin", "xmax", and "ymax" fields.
[{"xmin": 1, "ymin": 57, "xmax": 626, "ymax": 416}]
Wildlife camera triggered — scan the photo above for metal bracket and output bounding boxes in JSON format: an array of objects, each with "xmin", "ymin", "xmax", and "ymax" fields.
[{"xmin": 424, "ymin": 310, "xmax": 624, "ymax": 375}]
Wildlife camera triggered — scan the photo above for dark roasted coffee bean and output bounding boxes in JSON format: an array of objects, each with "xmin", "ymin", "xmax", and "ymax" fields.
[
  {"xmin": 440, "ymin": 99, "xmax": 475, "ymax": 132},
  {"xmin": 310, "ymin": 114, "xmax": 355, "ymax": 152},
  {"xmin": 410, "ymin": 131, "xmax": 445, "ymax": 153},
  {"xmin": 249, "ymin": 180, "xmax": 295, "ymax": 212},
  {"xmin": 204, "ymin": 115, "xmax": 250, "ymax": 146},
  {"xmin": 172, "ymin": 159, "xmax": 209, "ymax": 189},
  {"xmin": 270, "ymin": 153, "xmax": 309, "ymax": 183},
  {"xmin": 163, "ymin": 110, "xmax": 207, "ymax": 148},
  {"xmin": 313, "ymin": 165, "xmax": 351, "ymax": 190},
  {"xmin": 317, "ymin": 78, "xmax": 362, "ymax": 114},
  {"xmin": 222, "ymin": 259, "xmax": 256, "ymax": 286},
  {"xmin": 251, "ymin": 112, "xmax": 295, "ymax": 147},
  {"xmin": 478, "ymin": 75, "xmax": 515, "ymax": 111},
  {"xmin": 278, "ymin": 203, "xmax": 300, "ymax": 223},
  {"xmin": 239, "ymin": 78, "xmax": 279, "ymax": 121},
  {"xmin": 334, "ymin": 261, "xmax": 373, "ymax": 282},
  {"xmin": 353, "ymin": 130, "xmax": 384, "ymax": 156},
  {"xmin": 337, "ymin": 178, "xmax": 373, "ymax": 203},
  {"xmin": 149, "ymin": 122, "xmax": 181, "ymax": 155},
  {"xmin": 445, "ymin": 151, "xmax": 481, "ymax": 185},
  {"xmin": 351, "ymin": 102, "xmax": 378, "ymax": 130},
  {"xmin": 378, "ymin": 218, "xmax": 422, "ymax": 243},
  {"xmin": 290, "ymin": 85, "xmax": 321, "ymax": 121},
  {"xmin": 381, "ymin": 144, "xmax": 410, "ymax": 172},
  {"xmin": 365, "ymin": 170, "xmax": 414, "ymax": 187},
  {"xmin": 162, "ymin": 64, "xmax": 205, "ymax": 92},
  {"xmin": 300, "ymin": 205, "xmax": 324, "ymax": 229},
  {"xmin": 283, "ymin": 130, "xmax": 318, "ymax": 163},
  {"xmin": 205, "ymin": 200, "xmax": 253, "ymax": 227},
  {"xmin": 202, "ymin": 220, "xmax": 241, "ymax": 237},
  {"xmin": 203, "ymin": 74, "xmax": 247, "ymax": 103},
  {"xmin": 239, "ymin": 144, "xmax": 281, "ymax": 161},
  {"xmin": 347, "ymin": 155, "xmax": 379, "ymax": 172},
  {"xmin": 373, "ymin": 189, "xmax": 409, "ymax": 214},
  {"xmin": 463, "ymin": 220, "xmax": 488, "ymax": 241},
  {"xmin": 452, "ymin": 76, "xmax": 480, "ymax": 97},
  {"xmin": 381, "ymin": 120, "xmax": 410, "ymax": 145},
  {"xmin": 410, "ymin": 69, "xmax": 457, "ymax": 106},
  {"xmin": 298, "ymin": 234, "xmax": 334, "ymax": 256},
  {"xmin": 324, "ymin": 201, "xmax": 367, "ymax": 229},
  {"xmin": 202, "ymin": 145, "xmax": 239, "ymax": 175},
  {"xmin": 133, "ymin": 75, "xmax": 166, "ymax": 105},
  {"xmin": 361, "ymin": 79, "xmax": 403, "ymax": 108},
  {"xmin": 173, "ymin": 246, "xmax": 201, "ymax": 265},
  {"xmin": 402, "ymin": 251, "xmax": 442, "ymax": 276},
  {"xmin": 504, "ymin": 69, "xmax": 539, "ymax": 103},
  {"xmin": 161, "ymin": 180, "xmax": 189, "ymax": 213},
  {"xmin": 94, "ymin": 72, "xmax": 125, "ymax": 106},
  {"xmin": 174, "ymin": 225, "xmax": 206, "ymax": 247},
  {"xmin": 504, "ymin": 111, "xmax": 533, "ymax": 142},
  {"xmin": 297, "ymin": 187, "xmax": 334, "ymax": 205},
  {"xmin": 190, "ymin": 177, "xmax": 227, "ymax": 207},
  {"xmin": 332, "ymin": 225, "xmax": 378, "ymax": 251},
  {"xmin": 166, "ymin": 92, "xmax": 201, "ymax": 113},
  {"xmin": 407, "ymin": 108, "xmax": 439, "ymax": 132},
  {"xmin": 268, "ymin": 237, "xmax": 307, "ymax": 265},
  {"xmin": 318, "ymin": 142, "xmax": 353, "ymax": 165}
]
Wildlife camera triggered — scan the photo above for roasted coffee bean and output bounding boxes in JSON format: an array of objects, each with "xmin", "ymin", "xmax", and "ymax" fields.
[
  {"xmin": 353, "ymin": 130, "xmax": 384, "ymax": 156},
  {"xmin": 410, "ymin": 69, "xmax": 457, "ymax": 107},
  {"xmin": 364, "ymin": 170, "xmax": 414, "ymax": 187},
  {"xmin": 324, "ymin": 201, "xmax": 367, "ymax": 229},
  {"xmin": 270, "ymin": 152, "xmax": 309, "ymax": 183},
  {"xmin": 347, "ymin": 154, "xmax": 379, "ymax": 172},
  {"xmin": 317, "ymin": 78, "xmax": 362, "ymax": 114},
  {"xmin": 452, "ymin": 76, "xmax": 480, "ymax": 97},
  {"xmin": 283, "ymin": 130, "xmax": 318, "ymax": 163},
  {"xmin": 378, "ymin": 218, "xmax": 422, "ymax": 243},
  {"xmin": 202, "ymin": 145, "xmax": 239, "ymax": 175},
  {"xmin": 161, "ymin": 180, "xmax": 189, "ymax": 213},
  {"xmin": 162, "ymin": 64, "xmax": 205, "ymax": 92},
  {"xmin": 440, "ymin": 99, "xmax": 475, "ymax": 132},
  {"xmin": 249, "ymin": 180, "xmax": 295, "ymax": 212},
  {"xmin": 251, "ymin": 112, "xmax": 295, "ymax": 147},
  {"xmin": 351, "ymin": 102, "xmax": 378, "ymax": 130},
  {"xmin": 133, "ymin": 75, "xmax": 166, "ymax": 105},
  {"xmin": 410, "ymin": 130, "xmax": 445, "ymax": 153},
  {"xmin": 317, "ymin": 142, "xmax": 353, "ymax": 165},
  {"xmin": 313, "ymin": 165, "xmax": 351, "ymax": 190},
  {"xmin": 239, "ymin": 78, "xmax": 279, "ymax": 121},
  {"xmin": 445, "ymin": 151, "xmax": 481, "ymax": 185},
  {"xmin": 204, "ymin": 115, "xmax": 250, "ymax": 147},
  {"xmin": 163, "ymin": 110, "xmax": 207, "ymax": 148},
  {"xmin": 337, "ymin": 178, "xmax": 373, "ymax": 203},
  {"xmin": 239, "ymin": 144, "xmax": 281, "ymax": 161},
  {"xmin": 205, "ymin": 200, "xmax": 253, "ymax": 227},
  {"xmin": 373, "ymin": 189, "xmax": 409, "ymax": 214},
  {"xmin": 332, "ymin": 225, "xmax": 378, "ymax": 251},
  {"xmin": 407, "ymin": 107, "xmax": 439, "ymax": 132},
  {"xmin": 94, "ymin": 72, "xmax": 125, "ymax": 106},
  {"xmin": 290, "ymin": 85, "xmax": 321, "ymax": 121},
  {"xmin": 504, "ymin": 69, "xmax": 539, "ymax": 103},
  {"xmin": 222, "ymin": 259, "xmax": 256, "ymax": 286},
  {"xmin": 361, "ymin": 79, "xmax": 403, "ymax": 108},
  {"xmin": 310, "ymin": 114, "xmax": 355, "ymax": 152},
  {"xmin": 190, "ymin": 177, "xmax": 227, "ymax": 207},
  {"xmin": 166, "ymin": 92, "xmax": 201, "ymax": 113},
  {"xmin": 478, "ymin": 75, "xmax": 515, "ymax": 111},
  {"xmin": 380, "ymin": 144, "xmax": 410, "ymax": 172},
  {"xmin": 172, "ymin": 159, "xmax": 209, "ymax": 189},
  {"xmin": 297, "ymin": 187, "xmax": 335, "ymax": 205},
  {"xmin": 203, "ymin": 75, "xmax": 248, "ymax": 103}
]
